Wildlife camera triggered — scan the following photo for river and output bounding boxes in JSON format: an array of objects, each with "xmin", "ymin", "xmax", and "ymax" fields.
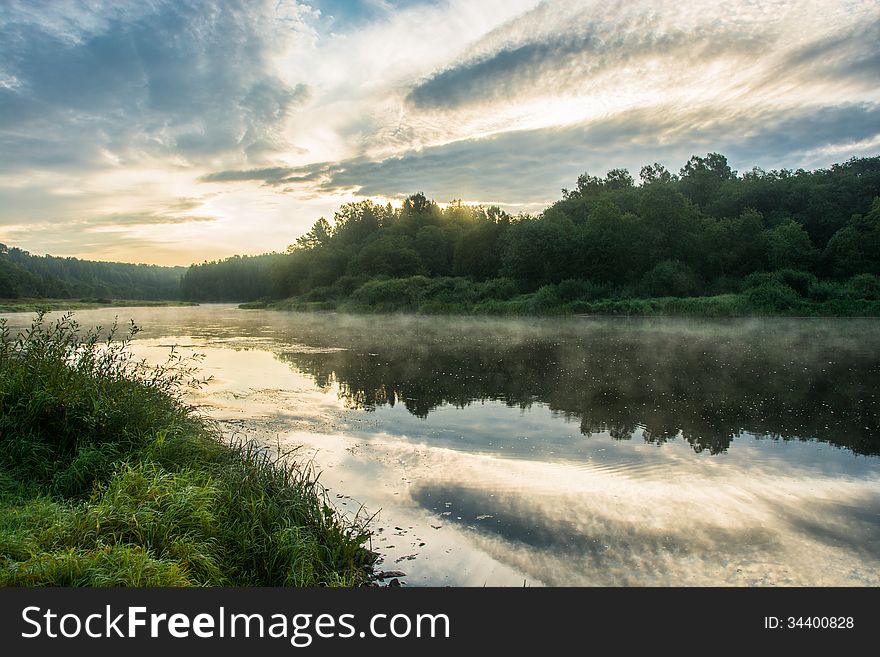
[{"xmin": 4, "ymin": 304, "xmax": 879, "ymax": 586}]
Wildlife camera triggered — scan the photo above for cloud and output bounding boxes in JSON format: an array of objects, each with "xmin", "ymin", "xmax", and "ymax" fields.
[
  {"xmin": 309, "ymin": 0, "xmax": 437, "ymax": 28},
  {"xmin": 1, "ymin": 0, "xmax": 879, "ymax": 262},
  {"xmin": 85, "ymin": 195, "xmax": 222, "ymax": 229},
  {"xmin": 199, "ymin": 162, "xmax": 338, "ymax": 186},
  {"xmin": 95, "ymin": 212, "xmax": 217, "ymax": 227},
  {"xmin": 774, "ymin": 17, "xmax": 880, "ymax": 87},
  {"xmin": 200, "ymin": 102, "xmax": 880, "ymax": 207},
  {"xmin": 405, "ymin": 5, "xmax": 767, "ymax": 112},
  {"xmin": 0, "ymin": 0, "xmax": 312, "ymax": 170},
  {"xmin": 199, "ymin": 167, "xmax": 297, "ymax": 183}
]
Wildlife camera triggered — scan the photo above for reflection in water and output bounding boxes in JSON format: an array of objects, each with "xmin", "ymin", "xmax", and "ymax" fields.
[
  {"xmin": 278, "ymin": 316, "xmax": 880, "ymax": 456},
  {"xmin": 3, "ymin": 306, "xmax": 878, "ymax": 585},
  {"xmin": 409, "ymin": 479, "xmax": 880, "ymax": 586}
]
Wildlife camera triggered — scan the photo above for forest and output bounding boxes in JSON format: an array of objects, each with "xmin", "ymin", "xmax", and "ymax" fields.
[
  {"xmin": 0, "ymin": 245, "xmax": 185, "ymax": 301},
  {"xmin": 182, "ymin": 153, "xmax": 880, "ymax": 315},
  {"xmin": 4, "ymin": 153, "xmax": 880, "ymax": 316}
]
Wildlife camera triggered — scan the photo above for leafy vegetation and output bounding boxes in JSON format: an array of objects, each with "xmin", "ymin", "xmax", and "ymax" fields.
[
  {"xmin": 260, "ymin": 274, "xmax": 880, "ymax": 317},
  {"xmin": 178, "ymin": 154, "xmax": 880, "ymax": 316},
  {"xmin": 0, "ymin": 313, "xmax": 375, "ymax": 586},
  {"xmin": 179, "ymin": 253, "xmax": 287, "ymax": 302},
  {"xmin": 0, "ymin": 245, "xmax": 185, "ymax": 300},
  {"xmin": 4, "ymin": 154, "xmax": 879, "ymax": 317}
]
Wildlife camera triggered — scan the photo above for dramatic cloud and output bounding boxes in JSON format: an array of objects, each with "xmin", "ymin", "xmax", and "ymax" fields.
[
  {"xmin": 209, "ymin": 103, "xmax": 880, "ymax": 209},
  {"xmin": 772, "ymin": 16, "xmax": 880, "ymax": 86},
  {"xmin": 0, "ymin": 0, "xmax": 310, "ymax": 167},
  {"xmin": 0, "ymin": 0, "xmax": 878, "ymax": 263},
  {"xmin": 406, "ymin": 5, "xmax": 766, "ymax": 111}
]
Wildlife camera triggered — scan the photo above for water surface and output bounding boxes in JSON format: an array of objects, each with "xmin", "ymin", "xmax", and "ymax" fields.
[{"xmin": 5, "ymin": 305, "xmax": 879, "ymax": 586}]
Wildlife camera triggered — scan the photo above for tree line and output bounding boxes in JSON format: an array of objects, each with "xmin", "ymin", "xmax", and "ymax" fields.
[
  {"xmin": 179, "ymin": 153, "xmax": 880, "ymax": 312},
  {"xmin": 0, "ymin": 245, "xmax": 185, "ymax": 300},
  {"xmin": 4, "ymin": 153, "xmax": 878, "ymax": 311}
]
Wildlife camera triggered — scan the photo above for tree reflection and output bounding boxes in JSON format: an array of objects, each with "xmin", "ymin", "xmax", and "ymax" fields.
[{"xmin": 276, "ymin": 319, "xmax": 880, "ymax": 456}]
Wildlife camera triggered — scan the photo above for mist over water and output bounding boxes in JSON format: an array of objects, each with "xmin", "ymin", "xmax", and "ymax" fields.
[{"xmin": 5, "ymin": 305, "xmax": 879, "ymax": 585}]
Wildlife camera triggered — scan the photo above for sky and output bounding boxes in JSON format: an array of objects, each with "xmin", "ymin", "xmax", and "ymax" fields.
[{"xmin": 1, "ymin": 0, "xmax": 878, "ymax": 266}]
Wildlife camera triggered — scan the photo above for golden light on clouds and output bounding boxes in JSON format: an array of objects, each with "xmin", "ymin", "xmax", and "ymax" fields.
[{"xmin": 0, "ymin": 0, "xmax": 877, "ymax": 264}]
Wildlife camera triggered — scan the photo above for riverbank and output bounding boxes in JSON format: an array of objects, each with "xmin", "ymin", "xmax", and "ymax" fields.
[
  {"xmin": 248, "ymin": 294, "xmax": 880, "ymax": 317},
  {"xmin": 240, "ymin": 273, "xmax": 880, "ymax": 317},
  {"xmin": 0, "ymin": 298, "xmax": 198, "ymax": 313},
  {"xmin": 0, "ymin": 312, "xmax": 375, "ymax": 586}
]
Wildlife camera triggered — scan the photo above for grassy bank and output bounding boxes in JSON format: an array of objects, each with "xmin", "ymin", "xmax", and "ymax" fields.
[
  {"xmin": 0, "ymin": 298, "xmax": 197, "ymax": 313},
  {"xmin": 244, "ymin": 271, "xmax": 880, "ymax": 317},
  {"xmin": 0, "ymin": 312, "xmax": 375, "ymax": 586}
]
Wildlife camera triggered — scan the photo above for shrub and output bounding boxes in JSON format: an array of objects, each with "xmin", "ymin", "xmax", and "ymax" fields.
[
  {"xmin": 330, "ymin": 275, "xmax": 367, "ymax": 297},
  {"xmin": 772, "ymin": 269, "xmax": 817, "ymax": 296},
  {"xmin": 475, "ymin": 278, "xmax": 518, "ymax": 301},
  {"xmin": 303, "ymin": 285, "xmax": 334, "ymax": 301},
  {"xmin": 743, "ymin": 271, "xmax": 775, "ymax": 290},
  {"xmin": 529, "ymin": 285, "xmax": 563, "ymax": 311},
  {"xmin": 847, "ymin": 273, "xmax": 880, "ymax": 300},
  {"xmin": 641, "ymin": 260, "xmax": 700, "ymax": 297},
  {"xmin": 745, "ymin": 279, "xmax": 800, "ymax": 310},
  {"xmin": 807, "ymin": 280, "xmax": 846, "ymax": 301},
  {"xmin": 556, "ymin": 279, "xmax": 607, "ymax": 301},
  {"xmin": 349, "ymin": 276, "xmax": 432, "ymax": 310},
  {"xmin": 424, "ymin": 277, "xmax": 476, "ymax": 304}
]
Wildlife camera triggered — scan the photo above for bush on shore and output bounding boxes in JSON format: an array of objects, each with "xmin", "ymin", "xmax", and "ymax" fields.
[{"xmin": 252, "ymin": 273, "xmax": 880, "ymax": 317}]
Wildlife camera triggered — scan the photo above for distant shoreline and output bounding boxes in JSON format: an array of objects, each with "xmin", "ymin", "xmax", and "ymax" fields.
[
  {"xmin": 240, "ymin": 290, "xmax": 880, "ymax": 318},
  {"xmin": 0, "ymin": 298, "xmax": 198, "ymax": 313}
]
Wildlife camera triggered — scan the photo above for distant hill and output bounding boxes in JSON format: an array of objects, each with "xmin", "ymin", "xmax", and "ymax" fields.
[{"xmin": 0, "ymin": 244, "xmax": 185, "ymax": 300}]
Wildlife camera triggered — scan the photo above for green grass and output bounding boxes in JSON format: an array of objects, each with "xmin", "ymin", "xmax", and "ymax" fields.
[
  {"xmin": 0, "ymin": 312, "xmax": 375, "ymax": 586},
  {"xmin": 0, "ymin": 298, "xmax": 198, "ymax": 313}
]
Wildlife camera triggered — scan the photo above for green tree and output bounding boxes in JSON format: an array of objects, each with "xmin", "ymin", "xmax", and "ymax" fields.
[
  {"xmin": 641, "ymin": 259, "xmax": 700, "ymax": 297},
  {"xmin": 501, "ymin": 217, "xmax": 577, "ymax": 288},
  {"xmin": 765, "ymin": 219, "xmax": 818, "ymax": 271},
  {"xmin": 822, "ymin": 198, "xmax": 880, "ymax": 277},
  {"xmin": 292, "ymin": 217, "xmax": 332, "ymax": 251},
  {"xmin": 679, "ymin": 153, "xmax": 736, "ymax": 207},
  {"xmin": 415, "ymin": 226, "xmax": 452, "ymax": 276},
  {"xmin": 639, "ymin": 163, "xmax": 675, "ymax": 186},
  {"xmin": 604, "ymin": 168, "xmax": 634, "ymax": 190},
  {"xmin": 577, "ymin": 198, "xmax": 648, "ymax": 284},
  {"xmin": 332, "ymin": 201, "xmax": 388, "ymax": 245},
  {"xmin": 562, "ymin": 172, "xmax": 604, "ymax": 200},
  {"xmin": 350, "ymin": 235, "xmax": 424, "ymax": 278},
  {"xmin": 452, "ymin": 218, "xmax": 506, "ymax": 281},
  {"xmin": 638, "ymin": 185, "xmax": 703, "ymax": 265},
  {"xmin": 701, "ymin": 209, "xmax": 767, "ymax": 280}
]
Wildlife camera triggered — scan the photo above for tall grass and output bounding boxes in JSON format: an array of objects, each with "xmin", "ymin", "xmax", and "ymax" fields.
[{"xmin": 0, "ymin": 312, "xmax": 375, "ymax": 586}]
